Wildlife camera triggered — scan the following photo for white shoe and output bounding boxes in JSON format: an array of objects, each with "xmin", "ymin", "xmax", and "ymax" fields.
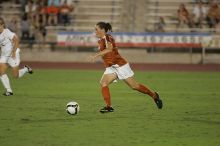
[
  {"xmin": 3, "ymin": 91, "xmax": 13, "ymax": 96},
  {"xmin": 25, "ymin": 65, "xmax": 33, "ymax": 74}
]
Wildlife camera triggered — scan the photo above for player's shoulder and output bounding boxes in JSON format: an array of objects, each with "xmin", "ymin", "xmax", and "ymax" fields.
[
  {"xmin": 3, "ymin": 28, "xmax": 13, "ymax": 34},
  {"xmin": 3, "ymin": 28, "xmax": 10, "ymax": 32},
  {"xmin": 106, "ymin": 34, "xmax": 114, "ymax": 39},
  {"xmin": 106, "ymin": 34, "xmax": 115, "ymax": 41}
]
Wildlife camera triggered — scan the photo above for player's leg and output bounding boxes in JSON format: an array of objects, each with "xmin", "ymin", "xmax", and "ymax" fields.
[
  {"xmin": 11, "ymin": 66, "xmax": 19, "ymax": 79},
  {"xmin": 116, "ymin": 63, "xmax": 155, "ymax": 97},
  {"xmin": 124, "ymin": 76, "xmax": 163, "ymax": 109},
  {"xmin": 124, "ymin": 76, "xmax": 156, "ymax": 98},
  {"xmin": 8, "ymin": 49, "xmax": 33, "ymax": 79},
  {"xmin": 99, "ymin": 73, "xmax": 117, "ymax": 113},
  {"xmin": 0, "ymin": 62, "xmax": 13, "ymax": 96},
  {"xmin": 11, "ymin": 65, "xmax": 33, "ymax": 79},
  {"xmin": 124, "ymin": 76, "xmax": 156, "ymax": 97}
]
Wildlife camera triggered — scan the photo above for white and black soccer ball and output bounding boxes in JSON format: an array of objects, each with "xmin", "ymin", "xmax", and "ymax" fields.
[{"xmin": 66, "ymin": 101, "xmax": 80, "ymax": 115}]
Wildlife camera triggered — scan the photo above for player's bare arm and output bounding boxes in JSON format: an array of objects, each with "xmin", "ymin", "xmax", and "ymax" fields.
[
  {"xmin": 11, "ymin": 35, "xmax": 19, "ymax": 59},
  {"xmin": 89, "ymin": 42, "xmax": 113, "ymax": 62}
]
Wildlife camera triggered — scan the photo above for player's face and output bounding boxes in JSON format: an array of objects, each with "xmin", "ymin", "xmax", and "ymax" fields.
[{"xmin": 94, "ymin": 25, "xmax": 104, "ymax": 38}]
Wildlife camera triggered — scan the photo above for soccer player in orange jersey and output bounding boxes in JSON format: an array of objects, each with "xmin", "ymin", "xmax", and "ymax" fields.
[{"xmin": 89, "ymin": 22, "xmax": 163, "ymax": 113}]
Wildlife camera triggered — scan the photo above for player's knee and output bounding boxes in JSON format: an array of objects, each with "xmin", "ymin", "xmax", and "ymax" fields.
[
  {"xmin": 13, "ymin": 74, "xmax": 19, "ymax": 79},
  {"xmin": 100, "ymin": 80, "xmax": 108, "ymax": 87},
  {"xmin": 130, "ymin": 84, "xmax": 139, "ymax": 90},
  {"xmin": 12, "ymin": 72, "xmax": 19, "ymax": 79},
  {"xmin": 0, "ymin": 66, "xmax": 7, "ymax": 75}
]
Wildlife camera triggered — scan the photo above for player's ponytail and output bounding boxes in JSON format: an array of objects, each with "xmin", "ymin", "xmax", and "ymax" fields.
[
  {"xmin": 96, "ymin": 22, "xmax": 113, "ymax": 33},
  {"xmin": 105, "ymin": 23, "xmax": 112, "ymax": 32},
  {"xmin": 0, "ymin": 17, "xmax": 5, "ymax": 28}
]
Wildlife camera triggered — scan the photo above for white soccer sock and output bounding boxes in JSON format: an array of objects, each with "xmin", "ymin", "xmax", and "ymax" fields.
[
  {"xmin": 0, "ymin": 74, "xmax": 12, "ymax": 93},
  {"xmin": 19, "ymin": 67, "xmax": 28, "ymax": 78}
]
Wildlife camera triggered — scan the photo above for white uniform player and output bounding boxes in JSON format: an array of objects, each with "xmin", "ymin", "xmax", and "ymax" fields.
[
  {"xmin": 0, "ymin": 28, "xmax": 21, "ymax": 67},
  {"xmin": 0, "ymin": 17, "xmax": 33, "ymax": 96}
]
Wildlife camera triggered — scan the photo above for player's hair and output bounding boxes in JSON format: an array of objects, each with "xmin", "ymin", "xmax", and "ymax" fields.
[
  {"xmin": 96, "ymin": 22, "xmax": 112, "ymax": 33},
  {"xmin": 0, "ymin": 17, "xmax": 5, "ymax": 28}
]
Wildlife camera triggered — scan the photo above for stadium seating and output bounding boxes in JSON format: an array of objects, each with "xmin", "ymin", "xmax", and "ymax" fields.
[
  {"xmin": 46, "ymin": 0, "xmax": 123, "ymax": 42},
  {"xmin": 0, "ymin": 0, "xmax": 219, "ymax": 64},
  {"xmin": 72, "ymin": 0, "xmax": 123, "ymax": 32},
  {"xmin": 146, "ymin": 0, "xmax": 220, "ymax": 33},
  {"xmin": 0, "ymin": 2, "xmax": 22, "ymax": 27}
]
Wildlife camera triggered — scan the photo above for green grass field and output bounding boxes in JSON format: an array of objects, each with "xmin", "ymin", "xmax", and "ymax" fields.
[{"xmin": 0, "ymin": 69, "xmax": 220, "ymax": 146}]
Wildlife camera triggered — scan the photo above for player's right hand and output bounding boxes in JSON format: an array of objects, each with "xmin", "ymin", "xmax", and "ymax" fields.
[{"xmin": 87, "ymin": 55, "xmax": 96, "ymax": 63}]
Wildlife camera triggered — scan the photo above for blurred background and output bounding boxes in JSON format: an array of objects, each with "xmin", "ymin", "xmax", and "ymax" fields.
[{"xmin": 1, "ymin": 0, "xmax": 220, "ymax": 65}]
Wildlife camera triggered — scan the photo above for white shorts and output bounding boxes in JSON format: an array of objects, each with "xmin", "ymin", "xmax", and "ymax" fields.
[
  {"xmin": 0, "ymin": 49, "xmax": 20, "ymax": 67},
  {"xmin": 104, "ymin": 63, "xmax": 134, "ymax": 80}
]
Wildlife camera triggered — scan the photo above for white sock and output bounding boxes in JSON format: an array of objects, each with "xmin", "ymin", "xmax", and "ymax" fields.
[
  {"xmin": 0, "ymin": 74, "xmax": 12, "ymax": 93},
  {"xmin": 19, "ymin": 67, "xmax": 28, "ymax": 78}
]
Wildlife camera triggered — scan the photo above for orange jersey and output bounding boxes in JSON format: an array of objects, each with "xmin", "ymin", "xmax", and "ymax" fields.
[{"xmin": 98, "ymin": 34, "xmax": 127, "ymax": 67}]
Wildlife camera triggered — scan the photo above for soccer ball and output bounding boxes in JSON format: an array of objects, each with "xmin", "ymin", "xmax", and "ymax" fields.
[{"xmin": 66, "ymin": 101, "xmax": 80, "ymax": 115}]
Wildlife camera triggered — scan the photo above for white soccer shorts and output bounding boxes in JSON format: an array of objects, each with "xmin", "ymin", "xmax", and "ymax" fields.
[
  {"xmin": 0, "ymin": 49, "xmax": 20, "ymax": 67},
  {"xmin": 104, "ymin": 63, "xmax": 134, "ymax": 80}
]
